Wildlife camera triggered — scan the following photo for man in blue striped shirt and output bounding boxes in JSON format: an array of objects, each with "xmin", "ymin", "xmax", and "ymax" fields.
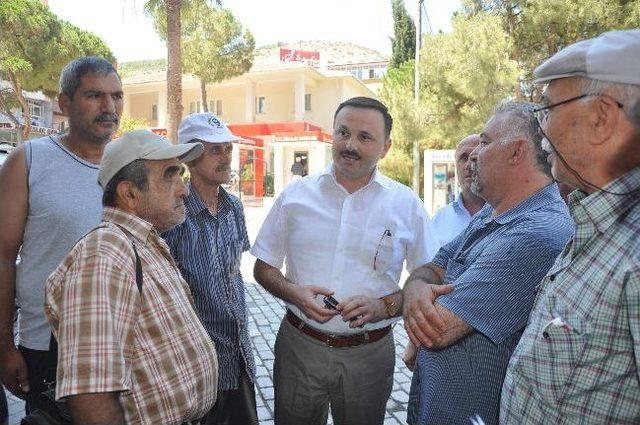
[
  {"xmin": 403, "ymin": 101, "xmax": 574, "ymax": 425},
  {"xmin": 163, "ymin": 113, "xmax": 258, "ymax": 425}
]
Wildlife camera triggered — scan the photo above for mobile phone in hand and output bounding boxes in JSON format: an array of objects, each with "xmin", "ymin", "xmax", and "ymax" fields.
[{"xmin": 323, "ymin": 295, "xmax": 339, "ymax": 310}]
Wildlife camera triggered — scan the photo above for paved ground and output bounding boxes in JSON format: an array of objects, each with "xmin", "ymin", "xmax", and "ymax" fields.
[{"xmin": 5, "ymin": 203, "xmax": 413, "ymax": 424}]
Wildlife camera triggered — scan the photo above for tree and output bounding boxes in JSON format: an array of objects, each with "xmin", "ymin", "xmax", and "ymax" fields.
[
  {"xmin": 379, "ymin": 60, "xmax": 428, "ymax": 185},
  {"xmin": 146, "ymin": 0, "xmax": 221, "ymax": 143},
  {"xmin": 182, "ymin": 5, "xmax": 254, "ymax": 112},
  {"xmin": 461, "ymin": 0, "xmax": 640, "ymax": 99},
  {"xmin": 0, "ymin": 0, "xmax": 114, "ymax": 141},
  {"xmin": 380, "ymin": 12, "xmax": 521, "ymax": 184},
  {"xmin": 390, "ymin": 0, "xmax": 416, "ymax": 69},
  {"xmin": 418, "ymin": 13, "xmax": 521, "ymax": 146}
]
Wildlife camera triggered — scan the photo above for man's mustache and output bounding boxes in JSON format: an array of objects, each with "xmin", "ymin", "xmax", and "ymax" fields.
[
  {"xmin": 340, "ymin": 149, "xmax": 361, "ymax": 160},
  {"xmin": 541, "ymin": 138, "xmax": 555, "ymax": 154},
  {"xmin": 95, "ymin": 113, "xmax": 119, "ymax": 124}
]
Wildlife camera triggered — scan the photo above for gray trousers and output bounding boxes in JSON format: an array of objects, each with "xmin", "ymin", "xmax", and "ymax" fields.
[{"xmin": 273, "ymin": 317, "xmax": 395, "ymax": 425}]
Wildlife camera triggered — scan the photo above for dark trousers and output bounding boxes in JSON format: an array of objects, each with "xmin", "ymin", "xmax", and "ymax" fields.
[
  {"xmin": 18, "ymin": 337, "xmax": 57, "ymax": 414},
  {"xmin": 205, "ymin": 370, "xmax": 258, "ymax": 425},
  {"xmin": 1, "ymin": 386, "xmax": 7, "ymax": 424}
]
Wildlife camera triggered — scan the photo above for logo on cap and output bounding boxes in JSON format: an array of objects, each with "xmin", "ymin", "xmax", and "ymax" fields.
[{"xmin": 208, "ymin": 116, "xmax": 223, "ymax": 129}]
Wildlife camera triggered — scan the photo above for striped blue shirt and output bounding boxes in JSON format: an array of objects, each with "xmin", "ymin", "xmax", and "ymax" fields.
[
  {"xmin": 163, "ymin": 184, "xmax": 255, "ymax": 391},
  {"xmin": 407, "ymin": 183, "xmax": 574, "ymax": 425}
]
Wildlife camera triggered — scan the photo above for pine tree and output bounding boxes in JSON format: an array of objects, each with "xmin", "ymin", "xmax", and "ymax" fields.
[{"xmin": 390, "ymin": 0, "xmax": 416, "ymax": 69}]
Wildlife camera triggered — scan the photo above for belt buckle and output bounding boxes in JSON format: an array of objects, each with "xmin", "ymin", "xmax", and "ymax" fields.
[{"xmin": 326, "ymin": 333, "xmax": 339, "ymax": 347}]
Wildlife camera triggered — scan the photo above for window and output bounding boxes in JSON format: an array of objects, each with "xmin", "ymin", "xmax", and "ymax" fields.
[
  {"xmin": 189, "ymin": 101, "xmax": 201, "ymax": 114},
  {"xmin": 256, "ymin": 96, "xmax": 266, "ymax": 114},
  {"xmin": 216, "ymin": 99, "xmax": 223, "ymax": 116},
  {"xmin": 29, "ymin": 102, "xmax": 42, "ymax": 120},
  {"xmin": 151, "ymin": 104, "xmax": 158, "ymax": 120},
  {"xmin": 209, "ymin": 101, "xmax": 215, "ymax": 113},
  {"xmin": 304, "ymin": 94, "xmax": 312, "ymax": 112}
]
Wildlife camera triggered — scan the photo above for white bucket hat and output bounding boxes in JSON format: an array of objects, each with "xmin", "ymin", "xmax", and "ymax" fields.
[{"xmin": 178, "ymin": 113, "xmax": 240, "ymax": 144}]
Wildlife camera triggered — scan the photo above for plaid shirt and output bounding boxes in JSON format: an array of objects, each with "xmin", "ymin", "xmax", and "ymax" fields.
[
  {"xmin": 501, "ymin": 166, "xmax": 640, "ymax": 424},
  {"xmin": 45, "ymin": 207, "xmax": 218, "ymax": 425}
]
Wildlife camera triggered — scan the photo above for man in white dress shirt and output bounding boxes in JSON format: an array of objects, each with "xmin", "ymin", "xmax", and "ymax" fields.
[
  {"xmin": 252, "ymin": 97, "xmax": 438, "ymax": 425},
  {"xmin": 431, "ymin": 134, "xmax": 485, "ymax": 246}
]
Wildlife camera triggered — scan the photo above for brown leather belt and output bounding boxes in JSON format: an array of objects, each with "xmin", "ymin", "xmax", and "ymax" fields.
[{"xmin": 286, "ymin": 310, "xmax": 391, "ymax": 348}]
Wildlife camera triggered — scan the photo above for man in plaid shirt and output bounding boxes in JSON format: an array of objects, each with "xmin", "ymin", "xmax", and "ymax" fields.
[
  {"xmin": 501, "ymin": 29, "xmax": 640, "ymax": 423},
  {"xmin": 45, "ymin": 130, "xmax": 218, "ymax": 425}
]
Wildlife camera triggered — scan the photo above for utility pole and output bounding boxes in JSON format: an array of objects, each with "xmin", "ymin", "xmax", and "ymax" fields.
[{"xmin": 412, "ymin": 0, "xmax": 423, "ymax": 196}]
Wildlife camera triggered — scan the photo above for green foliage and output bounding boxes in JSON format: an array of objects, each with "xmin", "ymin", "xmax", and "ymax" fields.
[
  {"xmin": 390, "ymin": 0, "xmax": 416, "ymax": 69},
  {"xmin": 381, "ymin": 13, "xmax": 519, "ymax": 183},
  {"xmin": 182, "ymin": 5, "xmax": 255, "ymax": 87},
  {"xmin": 0, "ymin": 0, "xmax": 66, "ymax": 95},
  {"xmin": 379, "ymin": 146, "xmax": 413, "ymax": 187},
  {"xmin": 146, "ymin": 0, "xmax": 220, "ymax": 41},
  {"xmin": 116, "ymin": 116, "xmax": 149, "ymax": 137},
  {"xmin": 0, "ymin": 0, "xmax": 114, "ymax": 139},
  {"xmin": 418, "ymin": 14, "xmax": 520, "ymax": 147},
  {"xmin": 0, "ymin": 0, "xmax": 114, "ymax": 96},
  {"xmin": 461, "ymin": 0, "xmax": 640, "ymax": 98},
  {"xmin": 380, "ymin": 60, "xmax": 427, "ymax": 154},
  {"xmin": 383, "ymin": 0, "xmax": 638, "ymax": 185}
]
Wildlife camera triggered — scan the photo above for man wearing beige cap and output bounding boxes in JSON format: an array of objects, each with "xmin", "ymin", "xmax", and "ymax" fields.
[
  {"xmin": 501, "ymin": 29, "xmax": 640, "ymax": 424},
  {"xmin": 44, "ymin": 130, "xmax": 218, "ymax": 425},
  {"xmin": 163, "ymin": 113, "xmax": 258, "ymax": 425}
]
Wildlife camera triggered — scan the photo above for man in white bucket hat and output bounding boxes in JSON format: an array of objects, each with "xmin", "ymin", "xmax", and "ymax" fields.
[
  {"xmin": 44, "ymin": 130, "xmax": 219, "ymax": 424},
  {"xmin": 163, "ymin": 114, "xmax": 259, "ymax": 425}
]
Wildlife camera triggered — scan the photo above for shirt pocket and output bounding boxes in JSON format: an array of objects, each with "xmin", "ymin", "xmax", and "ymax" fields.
[
  {"xmin": 365, "ymin": 228, "xmax": 400, "ymax": 277},
  {"xmin": 228, "ymin": 239, "xmax": 244, "ymax": 275},
  {"xmin": 443, "ymin": 258, "xmax": 466, "ymax": 283},
  {"xmin": 515, "ymin": 308, "xmax": 590, "ymax": 403}
]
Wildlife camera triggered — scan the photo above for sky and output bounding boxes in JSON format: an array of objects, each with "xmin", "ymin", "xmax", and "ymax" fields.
[{"xmin": 48, "ymin": 0, "xmax": 462, "ymax": 63}]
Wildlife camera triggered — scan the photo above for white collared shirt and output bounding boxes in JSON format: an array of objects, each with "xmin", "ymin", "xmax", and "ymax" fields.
[
  {"xmin": 251, "ymin": 164, "xmax": 439, "ymax": 334},
  {"xmin": 431, "ymin": 195, "xmax": 480, "ymax": 247}
]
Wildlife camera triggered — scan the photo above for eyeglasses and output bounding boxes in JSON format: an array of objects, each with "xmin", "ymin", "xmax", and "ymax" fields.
[
  {"xmin": 209, "ymin": 144, "xmax": 234, "ymax": 155},
  {"xmin": 373, "ymin": 229, "xmax": 392, "ymax": 271},
  {"xmin": 533, "ymin": 94, "xmax": 624, "ymax": 125}
]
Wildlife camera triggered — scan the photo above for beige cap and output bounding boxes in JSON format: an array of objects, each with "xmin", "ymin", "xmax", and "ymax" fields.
[{"xmin": 98, "ymin": 129, "xmax": 203, "ymax": 189}]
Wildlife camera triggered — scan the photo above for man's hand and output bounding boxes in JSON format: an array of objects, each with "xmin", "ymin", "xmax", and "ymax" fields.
[
  {"xmin": 291, "ymin": 285, "xmax": 339, "ymax": 323},
  {"xmin": 403, "ymin": 281, "xmax": 454, "ymax": 348},
  {"xmin": 402, "ymin": 341, "xmax": 418, "ymax": 371},
  {"xmin": 337, "ymin": 295, "xmax": 387, "ymax": 328},
  {"xmin": 0, "ymin": 345, "xmax": 29, "ymax": 399}
]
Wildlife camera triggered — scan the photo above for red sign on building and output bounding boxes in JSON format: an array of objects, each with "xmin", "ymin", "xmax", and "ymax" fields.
[
  {"xmin": 279, "ymin": 48, "xmax": 320, "ymax": 66},
  {"xmin": 150, "ymin": 127, "xmax": 168, "ymax": 137}
]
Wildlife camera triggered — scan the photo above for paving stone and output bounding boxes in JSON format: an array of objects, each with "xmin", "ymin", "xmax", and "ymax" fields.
[
  {"xmin": 257, "ymin": 406, "xmax": 272, "ymax": 421},
  {"xmin": 394, "ymin": 410, "xmax": 408, "ymax": 423},
  {"xmin": 257, "ymin": 376, "xmax": 273, "ymax": 387},
  {"xmin": 262, "ymin": 387, "xmax": 274, "ymax": 400},
  {"xmin": 391, "ymin": 390, "xmax": 409, "ymax": 403}
]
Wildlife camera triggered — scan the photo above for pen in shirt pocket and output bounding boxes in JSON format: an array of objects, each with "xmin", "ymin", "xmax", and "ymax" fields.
[{"xmin": 542, "ymin": 311, "xmax": 576, "ymax": 339}]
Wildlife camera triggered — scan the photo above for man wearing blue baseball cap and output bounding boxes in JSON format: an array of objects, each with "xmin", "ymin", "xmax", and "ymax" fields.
[
  {"xmin": 163, "ymin": 113, "xmax": 258, "ymax": 425},
  {"xmin": 501, "ymin": 29, "xmax": 640, "ymax": 424}
]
